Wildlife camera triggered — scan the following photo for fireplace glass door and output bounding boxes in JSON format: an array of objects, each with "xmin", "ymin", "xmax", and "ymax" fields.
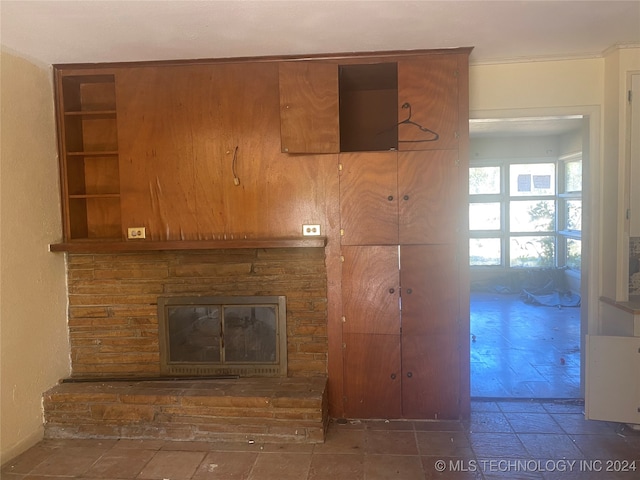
[{"xmin": 158, "ymin": 296, "xmax": 287, "ymax": 377}]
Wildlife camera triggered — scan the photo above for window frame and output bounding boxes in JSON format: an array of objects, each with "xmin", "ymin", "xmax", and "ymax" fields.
[{"xmin": 557, "ymin": 152, "xmax": 582, "ymax": 271}]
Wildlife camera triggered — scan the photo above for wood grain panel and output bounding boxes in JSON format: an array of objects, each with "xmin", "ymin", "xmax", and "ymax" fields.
[
  {"xmin": 85, "ymin": 197, "xmax": 121, "ymax": 239},
  {"xmin": 116, "ymin": 63, "xmax": 335, "ymax": 240},
  {"xmin": 398, "ymin": 150, "xmax": 460, "ymax": 244},
  {"xmin": 397, "ymin": 55, "xmax": 459, "ymax": 151},
  {"xmin": 79, "ymin": 82, "xmax": 116, "ymax": 111},
  {"xmin": 342, "ymin": 245, "xmax": 400, "ymax": 335},
  {"xmin": 81, "ymin": 155, "xmax": 120, "ymax": 195},
  {"xmin": 254, "ymin": 154, "xmax": 338, "ymax": 239},
  {"xmin": 400, "ymin": 245, "xmax": 458, "ymax": 337},
  {"xmin": 339, "ymin": 151, "xmax": 398, "ymax": 245},
  {"xmin": 343, "ymin": 333, "xmax": 402, "ymax": 418},
  {"xmin": 279, "ymin": 62, "xmax": 339, "ymax": 153},
  {"xmin": 454, "ymin": 51, "xmax": 471, "ymax": 420},
  {"xmin": 80, "ymin": 117, "xmax": 118, "ymax": 152},
  {"xmin": 116, "ymin": 66, "xmax": 201, "ymax": 240},
  {"xmin": 401, "ymin": 334, "xmax": 460, "ymax": 419},
  {"xmin": 192, "ymin": 62, "xmax": 281, "ymax": 238}
]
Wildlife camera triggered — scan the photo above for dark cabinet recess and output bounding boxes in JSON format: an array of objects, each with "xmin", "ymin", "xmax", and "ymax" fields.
[{"xmin": 339, "ymin": 63, "xmax": 398, "ymax": 152}]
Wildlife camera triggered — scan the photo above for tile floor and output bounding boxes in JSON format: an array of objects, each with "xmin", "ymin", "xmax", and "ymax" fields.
[
  {"xmin": 3, "ymin": 400, "xmax": 639, "ymax": 479},
  {"xmin": 471, "ymin": 292, "xmax": 581, "ymax": 399}
]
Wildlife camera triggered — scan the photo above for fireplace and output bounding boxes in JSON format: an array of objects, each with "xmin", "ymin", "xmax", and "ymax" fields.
[
  {"xmin": 64, "ymin": 249, "xmax": 327, "ymax": 378},
  {"xmin": 158, "ymin": 295, "xmax": 287, "ymax": 377}
]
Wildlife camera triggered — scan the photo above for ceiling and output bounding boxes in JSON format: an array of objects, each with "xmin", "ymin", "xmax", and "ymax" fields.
[{"xmin": 1, "ymin": 1, "xmax": 639, "ymax": 66}]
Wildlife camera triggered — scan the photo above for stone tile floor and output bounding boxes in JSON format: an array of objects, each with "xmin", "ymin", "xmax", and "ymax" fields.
[
  {"xmin": 3, "ymin": 400, "xmax": 639, "ymax": 479},
  {"xmin": 471, "ymin": 292, "xmax": 581, "ymax": 399}
]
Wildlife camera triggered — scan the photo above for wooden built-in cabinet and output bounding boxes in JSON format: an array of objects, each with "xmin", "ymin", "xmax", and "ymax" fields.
[
  {"xmin": 53, "ymin": 48, "xmax": 471, "ymax": 420},
  {"xmin": 339, "ymin": 151, "xmax": 464, "ymax": 418},
  {"xmin": 278, "ymin": 53, "xmax": 465, "ymax": 154}
]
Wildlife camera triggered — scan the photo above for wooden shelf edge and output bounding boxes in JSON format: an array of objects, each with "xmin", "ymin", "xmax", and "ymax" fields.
[
  {"xmin": 68, "ymin": 194, "xmax": 121, "ymax": 199},
  {"xmin": 64, "ymin": 110, "xmax": 117, "ymax": 116},
  {"xmin": 66, "ymin": 151, "xmax": 119, "ymax": 156},
  {"xmin": 49, "ymin": 237, "xmax": 327, "ymax": 253}
]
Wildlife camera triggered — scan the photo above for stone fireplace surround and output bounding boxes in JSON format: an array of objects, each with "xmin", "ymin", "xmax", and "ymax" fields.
[
  {"xmin": 65, "ymin": 247, "xmax": 328, "ymax": 379},
  {"xmin": 43, "ymin": 247, "xmax": 329, "ymax": 443}
]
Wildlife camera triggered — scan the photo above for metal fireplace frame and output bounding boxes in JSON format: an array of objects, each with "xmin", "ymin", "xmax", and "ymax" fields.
[{"xmin": 157, "ymin": 295, "xmax": 287, "ymax": 377}]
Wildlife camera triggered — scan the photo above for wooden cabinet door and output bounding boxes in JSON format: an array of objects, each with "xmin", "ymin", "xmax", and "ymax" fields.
[
  {"xmin": 400, "ymin": 245, "xmax": 459, "ymax": 337},
  {"xmin": 401, "ymin": 334, "xmax": 460, "ymax": 419},
  {"xmin": 343, "ymin": 332, "xmax": 402, "ymax": 418},
  {"xmin": 278, "ymin": 62, "xmax": 339, "ymax": 154},
  {"xmin": 400, "ymin": 245, "xmax": 460, "ymax": 418},
  {"xmin": 340, "ymin": 152, "xmax": 398, "ymax": 245},
  {"xmin": 398, "ymin": 150, "xmax": 460, "ymax": 245},
  {"xmin": 397, "ymin": 55, "xmax": 460, "ymax": 151},
  {"xmin": 342, "ymin": 245, "xmax": 401, "ymax": 418},
  {"xmin": 342, "ymin": 245, "xmax": 400, "ymax": 335}
]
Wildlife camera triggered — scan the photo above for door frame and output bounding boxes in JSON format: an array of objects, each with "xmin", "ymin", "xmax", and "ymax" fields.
[{"xmin": 469, "ymin": 106, "xmax": 602, "ymax": 398}]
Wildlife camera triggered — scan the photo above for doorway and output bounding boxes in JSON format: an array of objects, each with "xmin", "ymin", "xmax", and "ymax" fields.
[{"xmin": 468, "ymin": 115, "xmax": 585, "ymax": 399}]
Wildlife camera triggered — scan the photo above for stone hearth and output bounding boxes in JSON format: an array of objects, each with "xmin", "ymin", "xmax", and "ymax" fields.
[{"xmin": 44, "ymin": 377, "xmax": 328, "ymax": 443}]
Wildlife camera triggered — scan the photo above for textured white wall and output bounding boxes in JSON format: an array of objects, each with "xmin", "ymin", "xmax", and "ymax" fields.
[{"xmin": 0, "ymin": 49, "xmax": 69, "ymax": 465}]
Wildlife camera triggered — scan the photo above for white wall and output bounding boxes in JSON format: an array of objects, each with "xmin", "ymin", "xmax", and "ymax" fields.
[
  {"xmin": 0, "ymin": 49, "xmax": 69, "ymax": 465},
  {"xmin": 601, "ymin": 47, "xmax": 640, "ymax": 303},
  {"xmin": 469, "ymin": 58, "xmax": 604, "ymax": 112}
]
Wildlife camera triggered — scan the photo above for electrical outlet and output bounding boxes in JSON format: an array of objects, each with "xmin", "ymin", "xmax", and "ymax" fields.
[
  {"xmin": 127, "ymin": 227, "xmax": 146, "ymax": 239},
  {"xmin": 302, "ymin": 224, "xmax": 321, "ymax": 236}
]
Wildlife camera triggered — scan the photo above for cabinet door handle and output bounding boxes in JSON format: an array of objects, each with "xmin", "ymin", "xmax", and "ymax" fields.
[
  {"xmin": 389, "ymin": 288, "xmax": 395, "ymax": 294},
  {"xmin": 406, "ymin": 372, "xmax": 413, "ymax": 378},
  {"xmin": 403, "ymin": 195, "xmax": 410, "ymax": 201},
  {"xmin": 406, "ymin": 288, "xmax": 412, "ymax": 294},
  {"xmin": 390, "ymin": 373, "xmax": 396, "ymax": 380},
  {"xmin": 387, "ymin": 195, "xmax": 394, "ymax": 201}
]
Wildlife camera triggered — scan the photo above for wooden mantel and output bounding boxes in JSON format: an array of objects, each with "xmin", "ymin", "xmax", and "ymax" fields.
[{"xmin": 49, "ymin": 237, "xmax": 327, "ymax": 254}]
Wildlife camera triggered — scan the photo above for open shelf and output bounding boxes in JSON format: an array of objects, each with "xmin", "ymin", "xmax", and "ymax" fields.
[
  {"xmin": 339, "ymin": 62, "xmax": 398, "ymax": 152},
  {"xmin": 58, "ymin": 73, "xmax": 122, "ymax": 241}
]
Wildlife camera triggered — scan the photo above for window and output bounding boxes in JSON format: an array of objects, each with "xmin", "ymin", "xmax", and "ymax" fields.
[
  {"xmin": 469, "ymin": 166, "xmax": 502, "ymax": 266},
  {"xmin": 469, "ymin": 154, "xmax": 582, "ymax": 269},
  {"xmin": 558, "ymin": 153, "xmax": 582, "ymax": 270}
]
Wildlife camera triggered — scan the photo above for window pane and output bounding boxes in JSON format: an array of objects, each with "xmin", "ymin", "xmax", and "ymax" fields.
[
  {"xmin": 469, "ymin": 203, "xmax": 501, "ymax": 230},
  {"xmin": 565, "ymin": 159, "xmax": 582, "ymax": 193},
  {"xmin": 510, "ymin": 163, "xmax": 555, "ymax": 196},
  {"xmin": 470, "ymin": 238, "xmax": 501, "ymax": 266},
  {"xmin": 566, "ymin": 200, "xmax": 582, "ymax": 231},
  {"xmin": 510, "ymin": 200, "xmax": 555, "ymax": 232},
  {"xmin": 566, "ymin": 238, "xmax": 581, "ymax": 270},
  {"xmin": 470, "ymin": 166, "xmax": 500, "ymax": 195},
  {"xmin": 510, "ymin": 236, "xmax": 555, "ymax": 267}
]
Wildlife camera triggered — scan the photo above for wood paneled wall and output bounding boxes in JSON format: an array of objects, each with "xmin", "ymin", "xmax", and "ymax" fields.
[
  {"xmin": 54, "ymin": 48, "xmax": 471, "ymax": 419},
  {"xmin": 114, "ymin": 62, "xmax": 339, "ymax": 241}
]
